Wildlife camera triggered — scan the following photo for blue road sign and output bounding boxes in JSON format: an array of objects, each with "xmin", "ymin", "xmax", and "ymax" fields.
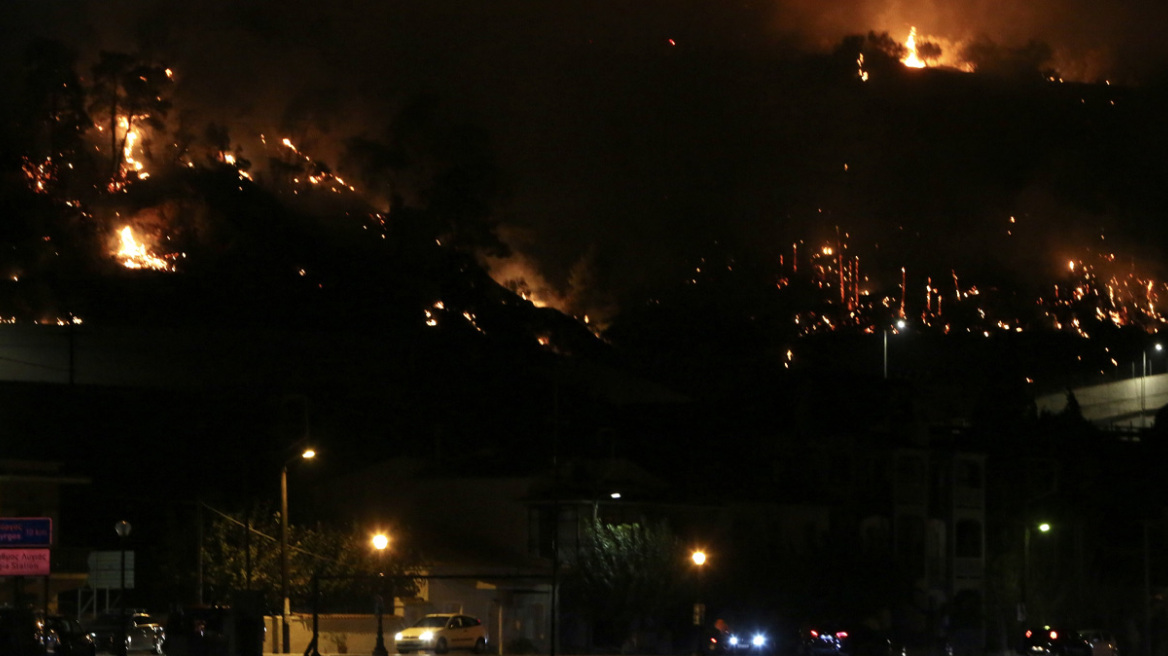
[{"xmin": 0, "ymin": 518, "xmax": 52, "ymax": 547}]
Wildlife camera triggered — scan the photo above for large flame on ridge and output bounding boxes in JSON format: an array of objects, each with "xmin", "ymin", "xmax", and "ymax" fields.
[
  {"xmin": 116, "ymin": 227, "xmax": 171, "ymax": 271},
  {"xmin": 902, "ymin": 27, "xmax": 927, "ymax": 68}
]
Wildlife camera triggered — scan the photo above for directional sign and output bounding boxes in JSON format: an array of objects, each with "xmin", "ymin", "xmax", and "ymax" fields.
[
  {"xmin": 0, "ymin": 549, "xmax": 50, "ymax": 575},
  {"xmin": 88, "ymin": 551, "xmax": 135, "ymax": 589},
  {"xmin": 0, "ymin": 518, "xmax": 51, "ymax": 547}
]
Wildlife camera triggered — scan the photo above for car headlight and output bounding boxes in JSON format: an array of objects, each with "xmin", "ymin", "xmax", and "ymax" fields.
[
  {"xmin": 421, "ymin": 631, "xmax": 434, "ymax": 642},
  {"xmin": 730, "ymin": 636, "xmax": 740, "ymax": 646},
  {"xmin": 753, "ymin": 635, "xmax": 767, "ymax": 647},
  {"xmin": 395, "ymin": 633, "xmax": 404, "ymax": 641}
]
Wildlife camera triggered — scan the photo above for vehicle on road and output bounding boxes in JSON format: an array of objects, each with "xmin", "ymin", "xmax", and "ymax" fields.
[
  {"xmin": 1077, "ymin": 630, "xmax": 1120, "ymax": 656},
  {"xmin": 395, "ymin": 614, "xmax": 487, "ymax": 654},
  {"xmin": 0, "ymin": 606, "xmax": 50, "ymax": 655},
  {"xmin": 796, "ymin": 625, "xmax": 898, "ymax": 656},
  {"xmin": 705, "ymin": 619, "xmax": 768, "ymax": 655},
  {"xmin": 45, "ymin": 615, "xmax": 97, "ymax": 656},
  {"xmin": 84, "ymin": 612, "xmax": 165, "ymax": 655},
  {"xmin": 1019, "ymin": 627, "xmax": 1092, "ymax": 656}
]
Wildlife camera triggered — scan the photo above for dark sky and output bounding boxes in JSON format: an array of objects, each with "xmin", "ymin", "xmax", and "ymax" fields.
[{"xmin": 5, "ymin": 0, "xmax": 1168, "ymax": 318}]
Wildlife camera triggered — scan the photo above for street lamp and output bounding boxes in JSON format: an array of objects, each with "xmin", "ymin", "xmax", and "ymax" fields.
[
  {"xmin": 691, "ymin": 550, "xmax": 707, "ymax": 656},
  {"xmin": 884, "ymin": 319, "xmax": 907, "ymax": 379},
  {"xmin": 1021, "ymin": 522, "xmax": 1051, "ymax": 623},
  {"xmin": 281, "ymin": 448, "xmax": 316, "ymax": 654},
  {"xmin": 372, "ymin": 533, "xmax": 390, "ymax": 656},
  {"xmin": 1142, "ymin": 343, "xmax": 1163, "ymax": 427},
  {"xmin": 115, "ymin": 520, "xmax": 132, "ymax": 656}
]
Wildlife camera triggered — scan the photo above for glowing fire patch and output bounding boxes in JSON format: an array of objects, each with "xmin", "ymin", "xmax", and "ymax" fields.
[
  {"xmin": 902, "ymin": 27, "xmax": 926, "ymax": 68},
  {"xmin": 116, "ymin": 227, "xmax": 172, "ymax": 271}
]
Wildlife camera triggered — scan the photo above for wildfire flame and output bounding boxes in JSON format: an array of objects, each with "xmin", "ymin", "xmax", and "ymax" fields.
[
  {"xmin": 116, "ymin": 227, "xmax": 172, "ymax": 271},
  {"xmin": 902, "ymin": 27, "xmax": 927, "ymax": 69}
]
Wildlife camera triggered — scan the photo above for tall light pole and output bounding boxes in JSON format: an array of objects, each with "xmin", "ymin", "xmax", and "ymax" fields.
[
  {"xmin": 1143, "ymin": 343, "xmax": 1163, "ymax": 427},
  {"xmin": 884, "ymin": 319, "xmax": 907, "ymax": 379},
  {"xmin": 691, "ymin": 549, "xmax": 707, "ymax": 655},
  {"xmin": 1021, "ymin": 522, "xmax": 1051, "ymax": 623},
  {"xmin": 372, "ymin": 533, "xmax": 390, "ymax": 656},
  {"xmin": 116, "ymin": 520, "xmax": 132, "ymax": 656},
  {"xmin": 1145, "ymin": 521, "xmax": 1152, "ymax": 656},
  {"xmin": 281, "ymin": 448, "xmax": 316, "ymax": 654}
]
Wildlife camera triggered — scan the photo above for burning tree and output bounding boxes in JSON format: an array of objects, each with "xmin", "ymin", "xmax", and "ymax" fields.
[
  {"xmin": 833, "ymin": 31, "xmax": 907, "ymax": 80},
  {"xmin": 88, "ymin": 50, "xmax": 173, "ymax": 178}
]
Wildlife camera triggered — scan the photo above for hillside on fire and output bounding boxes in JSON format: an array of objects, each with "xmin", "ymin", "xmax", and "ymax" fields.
[{"xmin": 1, "ymin": 24, "xmax": 1168, "ymax": 509}]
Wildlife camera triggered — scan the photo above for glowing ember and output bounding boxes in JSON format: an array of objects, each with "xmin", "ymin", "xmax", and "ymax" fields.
[
  {"xmin": 116, "ymin": 227, "xmax": 172, "ymax": 271},
  {"xmin": 21, "ymin": 157, "xmax": 56, "ymax": 194}
]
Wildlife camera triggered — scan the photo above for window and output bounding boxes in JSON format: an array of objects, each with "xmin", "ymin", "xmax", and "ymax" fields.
[
  {"xmin": 955, "ymin": 519, "xmax": 982, "ymax": 558},
  {"xmin": 955, "ymin": 460, "xmax": 982, "ymax": 489}
]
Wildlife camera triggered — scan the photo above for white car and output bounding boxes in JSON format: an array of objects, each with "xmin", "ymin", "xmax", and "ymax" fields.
[
  {"xmin": 87, "ymin": 612, "xmax": 165, "ymax": 654},
  {"xmin": 395, "ymin": 613, "xmax": 487, "ymax": 654}
]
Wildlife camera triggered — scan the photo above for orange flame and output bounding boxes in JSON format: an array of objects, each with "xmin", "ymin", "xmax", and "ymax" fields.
[
  {"xmin": 116, "ymin": 227, "xmax": 172, "ymax": 271},
  {"xmin": 902, "ymin": 27, "xmax": 927, "ymax": 69}
]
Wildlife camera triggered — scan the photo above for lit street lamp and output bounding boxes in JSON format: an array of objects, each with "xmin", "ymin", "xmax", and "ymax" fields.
[
  {"xmin": 1142, "ymin": 343, "xmax": 1163, "ymax": 427},
  {"xmin": 884, "ymin": 319, "xmax": 907, "ymax": 379},
  {"xmin": 116, "ymin": 520, "xmax": 132, "ymax": 656},
  {"xmin": 1021, "ymin": 521, "xmax": 1051, "ymax": 622},
  {"xmin": 372, "ymin": 533, "xmax": 390, "ymax": 656},
  {"xmin": 691, "ymin": 550, "xmax": 707, "ymax": 656},
  {"xmin": 281, "ymin": 448, "xmax": 316, "ymax": 654}
]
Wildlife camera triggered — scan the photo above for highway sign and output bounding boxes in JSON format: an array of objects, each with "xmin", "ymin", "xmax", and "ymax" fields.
[
  {"xmin": 0, "ymin": 549, "xmax": 50, "ymax": 575},
  {"xmin": 0, "ymin": 518, "xmax": 51, "ymax": 547}
]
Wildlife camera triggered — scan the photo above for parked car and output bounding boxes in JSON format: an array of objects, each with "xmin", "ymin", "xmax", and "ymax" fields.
[
  {"xmin": 395, "ymin": 614, "xmax": 487, "ymax": 654},
  {"xmin": 1018, "ymin": 627, "xmax": 1092, "ymax": 656},
  {"xmin": 84, "ymin": 612, "xmax": 164, "ymax": 655},
  {"xmin": 0, "ymin": 606, "xmax": 50, "ymax": 655},
  {"xmin": 1078, "ymin": 630, "xmax": 1120, "ymax": 656},
  {"xmin": 44, "ymin": 615, "xmax": 96, "ymax": 656}
]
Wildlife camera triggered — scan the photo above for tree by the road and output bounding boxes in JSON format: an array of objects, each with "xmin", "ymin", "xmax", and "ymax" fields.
[
  {"xmin": 196, "ymin": 504, "xmax": 421, "ymax": 612},
  {"xmin": 566, "ymin": 518, "xmax": 687, "ymax": 651}
]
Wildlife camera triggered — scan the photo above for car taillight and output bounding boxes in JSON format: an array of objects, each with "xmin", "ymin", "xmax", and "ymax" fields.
[
  {"xmin": 1050, "ymin": 631, "xmax": 1058, "ymax": 640},
  {"xmin": 1025, "ymin": 631, "xmax": 1032, "ymax": 639},
  {"xmin": 837, "ymin": 632, "xmax": 848, "ymax": 640},
  {"xmin": 810, "ymin": 631, "xmax": 819, "ymax": 638}
]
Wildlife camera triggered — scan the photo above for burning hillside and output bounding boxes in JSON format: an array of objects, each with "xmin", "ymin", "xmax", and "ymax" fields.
[{"xmin": 0, "ymin": 4, "xmax": 1166, "ymax": 396}]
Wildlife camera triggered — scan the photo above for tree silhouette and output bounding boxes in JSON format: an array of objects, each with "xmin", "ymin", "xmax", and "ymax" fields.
[
  {"xmin": 917, "ymin": 40, "xmax": 943, "ymax": 67},
  {"xmin": 194, "ymin": 504, "xmax": 421, "ymax": 612},
  {"xmin": 21, "ymin": 38, "xmax": 90, "ymax": 169}
]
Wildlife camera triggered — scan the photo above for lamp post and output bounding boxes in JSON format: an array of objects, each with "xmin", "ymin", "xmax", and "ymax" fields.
[
  {"xmin": 884, "ymin": 319, "xmax": 907, "ymax": 379},
  {"xmin": 372, "ymin": 534, "xmax": 390, "ymax": 656},
  {"xmin": 115, "ymin": 520, "xmax": 132, "ymax": 656},
  {"xmin": 281, "ymin": 448, "xmax": 316, "ymax": 654},
  {"xmin": 1142, "ymin": 343, "xmax": 1163, "ymax": 427},
  {"xmin": 1021, "ymin": 522, "xmax": 1051, "ymax": 623},
  {"xmin": 691, "ymin": 549, "xmax": 707, "ymax": 654}
]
